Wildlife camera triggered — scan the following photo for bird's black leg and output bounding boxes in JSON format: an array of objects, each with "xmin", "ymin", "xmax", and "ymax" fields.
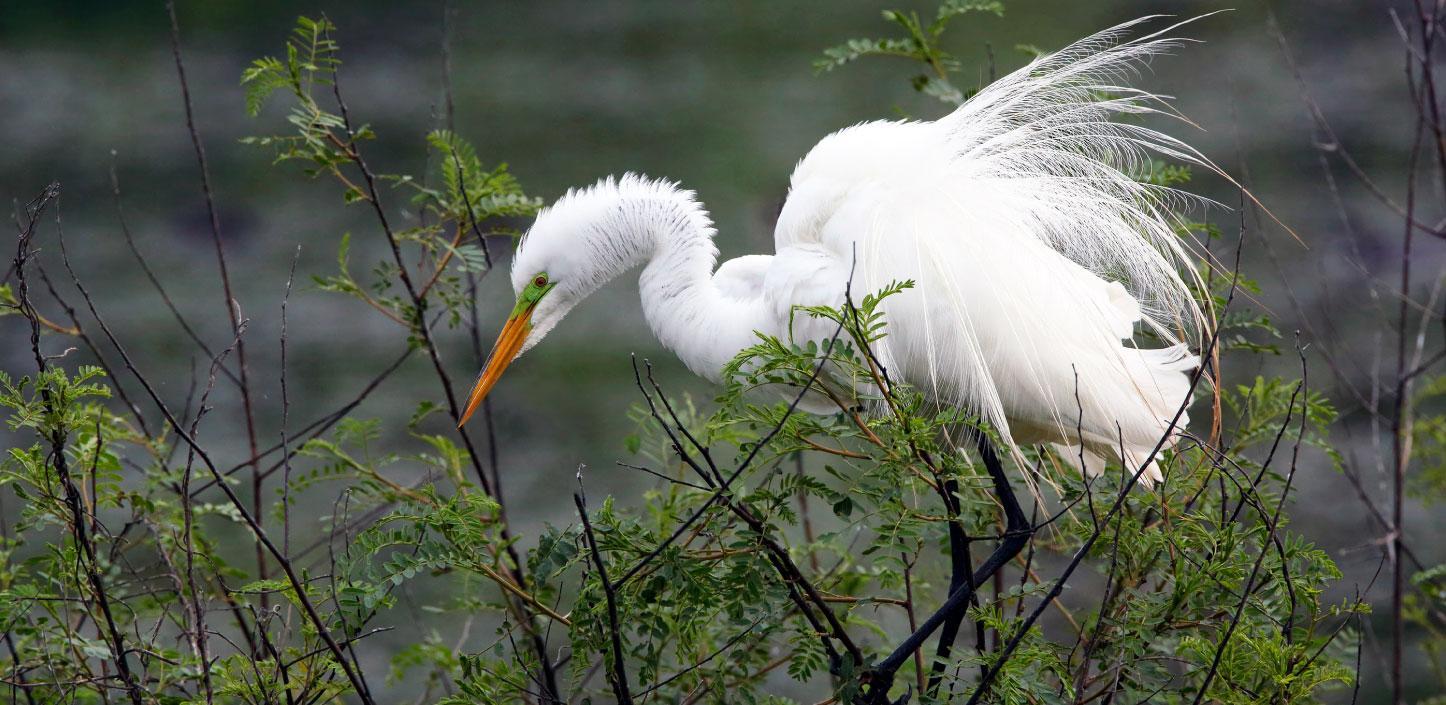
[
  {"xmin": 859, "ymin": 435, "xmax": 1032, "ymax": 704},
  {"xmin": 927, "ymin": 474, "xmax": 974, "ymax": 696}
]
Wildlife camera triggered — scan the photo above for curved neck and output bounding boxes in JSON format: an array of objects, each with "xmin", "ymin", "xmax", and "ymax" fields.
[{"xmin": 590, "ymin": 179, "xmax": 761, "ymax": 380}]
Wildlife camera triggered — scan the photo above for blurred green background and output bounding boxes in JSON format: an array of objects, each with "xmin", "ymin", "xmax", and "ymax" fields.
[{"xmin": 1, "ymin": 0, "xmax": 1437, "ymax": 701}]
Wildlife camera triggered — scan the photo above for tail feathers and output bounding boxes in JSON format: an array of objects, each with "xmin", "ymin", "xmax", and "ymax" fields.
[
  {"xmin": 1053, "ymin": 344, "xmax": 1196, "ymax": 488},
  {"xmin": 1053, "ymin": 444, "xmax": 1108, "ymax": 478},
  {"xmin": 1140, "ymin": 343, "xmax": 1199, "ymax": 371},
  {"xmin": 1051, "ymin": 442, "xmax": 1172, "ymax": 488},
  {"xmin": 1135, "ymin": 343, "xmax": 1197, "ymax": 429}
]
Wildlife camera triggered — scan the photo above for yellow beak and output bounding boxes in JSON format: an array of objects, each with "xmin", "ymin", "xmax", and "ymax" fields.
[{"xmin": 458, "ymin": 308, "xmax": 533, "ymax": 428}]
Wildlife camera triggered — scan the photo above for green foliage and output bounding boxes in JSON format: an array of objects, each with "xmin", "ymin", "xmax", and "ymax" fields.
[
  {"xmin": 1136, "ymin": 159, "xmax": 1195, "ymax": 188},
  {"xmin": 241, "ymin": 16, "xmax": 355, "ymax": 177},
  {"xmin": 241, "ymin": 16, "xmax": 339, "ymax": 118},
  {"xmin": 816, "ymin": 1, "xmax": 1004, "ymax": 105},
  {"xmin": 1409, "ymin": 379, "xmax": 1446, "ymax": 693},
  {"xmin": 414, "ymin": 129, "xmax": 543, "ymax": 224},
  {"xmin": 1411, "ymin": 375, "xmax": 1446, "ymax": 503},
  {"xmin": 242, "ymin": 17, "xmax": 540, "ymax": 336}
]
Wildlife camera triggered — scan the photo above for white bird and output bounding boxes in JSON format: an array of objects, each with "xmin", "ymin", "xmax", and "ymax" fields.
[{"xmin": 459, "ymin": 17, "xmax": 1211, "ymax": 484}]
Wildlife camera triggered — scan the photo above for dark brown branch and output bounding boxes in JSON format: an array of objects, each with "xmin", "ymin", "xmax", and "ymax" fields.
[
  {"xmin": 274, "ymin": 246, "xmax": 301, "ymax": 701},
  {"xmin": 108, "ymin": 158, "xmax": 240, "ymax": 391},
  {"xmin": 574, "ymin": 474, "xmax": 634, "ymax": 705},
  {"xmin": 165, "ymin": 0, "xmax": 268, "ymax": 600}
]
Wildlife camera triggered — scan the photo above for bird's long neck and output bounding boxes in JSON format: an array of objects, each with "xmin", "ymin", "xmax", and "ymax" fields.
[{"xmin": 595, "ymin": 180, "xmax": 760, "ymax": 381}]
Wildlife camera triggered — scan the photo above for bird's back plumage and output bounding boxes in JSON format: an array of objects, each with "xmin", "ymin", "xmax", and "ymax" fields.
[{"xmin": 769, "ymin": 17, "xmax": 1211, "ymax": 482}]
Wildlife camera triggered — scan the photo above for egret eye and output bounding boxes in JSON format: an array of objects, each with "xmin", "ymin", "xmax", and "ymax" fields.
[{"xmin": 533, "ymin": 274, "xmax": 548, "ymax": 288}]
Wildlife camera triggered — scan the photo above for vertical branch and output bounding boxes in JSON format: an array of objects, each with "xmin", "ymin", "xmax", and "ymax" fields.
[
  {"xmin": 1392, "ymin": 7, "xmax": 1434, "ymax": 701},
  {"xmin": 165, "ymin": 1, "xmax": 268, "ymax": 597},
  {"xmin": 575, "ymin": 473, "xmax": 635, "ymax": 705},
  {"xmin": 441, "ymin": 0, "xmax": 458, "ymax": 135},
  {"xmin": 280, "ymin": 246, "xmax": 299, "ymax": 557},
  {"xmin": 272, "ymin": 248, "xmax": 301, "ymax": 703},
  {"xmin": 1393, "ymin": 84, "xmax": 1420, "ymax": 705},
  {"xmin": 901, "ymin": 553, "xmax": 925, "ymax": 696}
]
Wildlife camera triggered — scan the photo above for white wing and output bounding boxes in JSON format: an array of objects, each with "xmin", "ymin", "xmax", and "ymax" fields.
[
  {"xmin": 712, "ymin": 249, "xmax": 852, "ymax": 415},
  {"xmin": 774, "ymin": 17, "xmax": 1208, "ymax": 482},
  {"xmin": 713, "ymin": 255, "xmax": 772, "ymax": 301}
]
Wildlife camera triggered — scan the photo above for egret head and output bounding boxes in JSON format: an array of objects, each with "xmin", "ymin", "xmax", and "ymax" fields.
[{"xmin": 458, "ymin": 177, "xmax": 658, "ymax": 426}]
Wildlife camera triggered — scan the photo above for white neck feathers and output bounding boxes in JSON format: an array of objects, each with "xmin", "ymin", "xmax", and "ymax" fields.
[{"xmin": 535, "ymin": 174, "xmax": 749, "ymax": 379}]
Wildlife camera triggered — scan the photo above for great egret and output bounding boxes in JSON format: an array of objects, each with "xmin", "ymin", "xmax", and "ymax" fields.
[{"xmin": 459, "ymin": 17, "xmax": 1209, "ymax": 484}]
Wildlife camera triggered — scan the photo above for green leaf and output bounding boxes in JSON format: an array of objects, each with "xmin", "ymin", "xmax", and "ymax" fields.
[
  {"xmin": 936, "ymin": 0, "xmax": 1005, "ymax": 22},
  {"xmin": 814, "ymin": 37, "xmax": 919, "ymax": 73}
]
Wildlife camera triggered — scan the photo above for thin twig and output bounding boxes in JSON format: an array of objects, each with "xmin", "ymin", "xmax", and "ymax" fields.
[
  {"xmin": 575, "ymin": 471, "xmax": 634, "ymax": 705},
  {"xmin": 166, "ymin": 0, "xmax": 269, "ymax": 600}
]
